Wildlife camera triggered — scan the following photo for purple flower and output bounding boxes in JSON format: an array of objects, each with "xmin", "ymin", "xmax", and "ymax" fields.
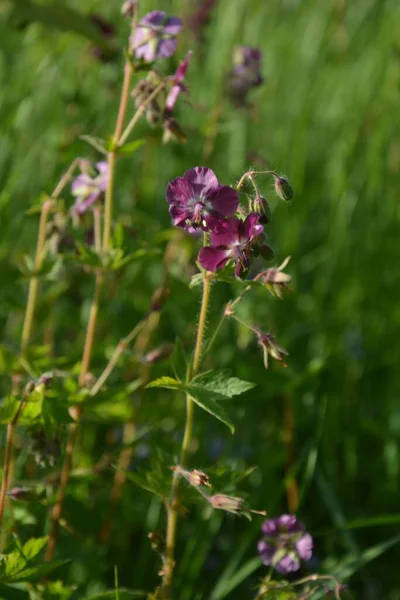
[
  {"xmin": 131, "ymin": 10, "xmax": 182, "ymax": 62},
  {"xmin": 71, "ymin": 161, "xmax": 109, "ymax": 215},
  {"xmin": 258, "ymin": 514, "xmax": 313, "ymax": 574},
  {"xmin": 165, "ymin": 51, "xmax": 192, "ymax": 113},
  {"xmin": 166, "ymin": 167, "xmax": 239, "ymax": 231},
  {"xmin": 198, "ymin": 213, "xmax": 264, "ymax": 276},
  {"xmin": 229, "ymin": 46, "xmax": 264, "ymax": 106}
]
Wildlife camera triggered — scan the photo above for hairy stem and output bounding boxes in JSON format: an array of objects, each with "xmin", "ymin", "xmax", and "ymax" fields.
[
  {"xmin": 118, "ymin": 81, "xmax": 165, "ymax": 147},
  {"xmin": 45, "ymin": 57, "xmax": 134, "ymax": 560},
  {"xmin": 0, "ymin": 200, "xmax": 53, "ymax": 531},
  {"xmin": 162, "ymin": 273, "xmax": 212, "ymax": 598}
]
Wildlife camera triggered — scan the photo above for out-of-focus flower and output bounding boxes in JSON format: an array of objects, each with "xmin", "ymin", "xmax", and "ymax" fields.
[
  {"xmin": 198, "ymin": 213, "xmax": 264, "ymax": 276},
  {"xmin": 121, "ymin": 0, "xmax": 137, "ymax": 18},
  {"xmin": 258, "ymin": 514, "xmax": 313, "ymax": 574},
  {"xmin": 254, "ymin": 256, "xmax": 292, "ymax": 298},
  {"xmin": 162, "ymin": 117, "xmax": 187, "ymax": 144},
  {"xmin": 229, "ymin": 46, "xmax": 264, "ymax": 106},
  {"xmin": 89, "ymin": 14, "xmax": 117, "ymax": 63},
  {"xmin": 274, "ymin": 174, "xmax": 294, "ymax": 201},
  {"xmin": 185, "ymin": 0, "xmax": 217, "ymax": 43},
  {"xmin": 166, "ymin": 167, "xmax": 239, "ymax": 231},
  {"xmin": 255, "ymin": 330, "xmax": 288, "ymax": 368},
  {"xmin": 71, "ymin": 160, "xmax": 108, "ymax": 215},
  {"xmin": 165, "ymin": 51, "xmax": 192, "ymax": 113},
  {"xmin": 7, "ymin": 487, "xmax": 41, "ymax": 502},
  {"xmin": 142, "ymin": 344, "xmax": 174, "ymax": 364},
  {"xmin": 131, "ymin": 11, "xmax": 182, "ymax": 62}
]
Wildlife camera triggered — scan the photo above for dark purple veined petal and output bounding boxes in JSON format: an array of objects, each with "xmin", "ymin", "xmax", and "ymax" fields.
[
  {"xmin": 210, "ymin": 217, "xmax": 241, "ymax": 247},
  {"xmin": 209, "ymin": 185, "xmax": 239, "ymax": 218},
  {"xmin": 184, "ymin": 167, "xmax": 219, "ymax": 196},
  {"xmin": 198, "ymin": 246, "xmax": 232, "ymax": 272},
  {"xmin": 166, "ymin": 176, "xmax": 194, "ymax": 206}
]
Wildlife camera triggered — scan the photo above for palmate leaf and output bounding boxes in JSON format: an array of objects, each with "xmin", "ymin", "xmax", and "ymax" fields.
[
  {"xmin": 192, "ymin": 371, "xmax": 256, "ymax": 398},
  {"xmin": 0, "ymin": 537, "xmax": 67, "ymax": 584},
  {"xmin": 146, "ymin": 376, "xmax": 235, "ymax": 433}
]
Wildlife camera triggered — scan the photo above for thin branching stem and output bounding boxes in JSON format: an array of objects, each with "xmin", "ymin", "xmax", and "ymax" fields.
[
  {"xmin": 0, "ymin": 199, "xmax": 53, "ymax": 530},
  {"xmin": 162, "ymin": 267, "xmax": 212, "ymax": 598}
]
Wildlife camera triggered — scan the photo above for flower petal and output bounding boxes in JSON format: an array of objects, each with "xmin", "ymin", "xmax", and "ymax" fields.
[
  {"xmin": 140, "ymin": 10, "xmax": 167, "ymax": 26},
  {"xmin": 156, "ymin": 38, "xmax": 178, "ymax": 59},
  {"xmin": 275, "ymin": 554, "xmax": 300, "ymax": 574},
  {"xmin": 257, "ymin": 540, "xmax": 275, "ymax": 566},
  {"xmin": 198, "ymin": 246, "xmax": 232, "ymax": 272},
  {"xmin": 210, "ymin": 217, "xmax": 240, "ymax": 247},
  {"xmin": 295, "ymin": 533, "xmax": 313, "ymax": 561},
  {"xmin": 164, "ymin": 16, "xmax": 183, "ymax": 35},
  {"xmin": 277, "ymin": 514, "xmax": 303, "ymax": 532},
  {"xmin": 208, "ymin": 185, "xmax": 239, "ymax": 218},
  {"xmin": 184, "ymin": 167, "xmax": 219, "ymax": 196},
  {"xmin": 166, "ymin": 176, "xmax": 194, "ymax": 206},
  {"xmin": 242, "ymin": 212, "xmax": 264, "ymax": 241}
]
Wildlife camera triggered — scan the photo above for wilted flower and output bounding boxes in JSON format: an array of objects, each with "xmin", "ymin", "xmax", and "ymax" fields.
[
  {"xmin": 171, "ymin": 466, "xmax": 212, "ymax": 488},
  {"xmin": 198, "ymin": 213, "xmax": 264, "ymax": 276},
  {"xmin": 131, "ymin": 11, "xmax": 182, "ymax": 62},
  {"xmin": 229, "ymin": 46, "xmax": 264, "ymax": 106},
  {"xmin": 166, "ymin": 167, "xmax": 239, "ymax": 231},
  {"xmin": 254, "ymin": 256, "xmax": 292, "ymax": 298},
  {"xmin": 165, "ymin": 51, "xmax": 192, "ymax": 113},
  {"xmin": 7, "ymin": 487, "xmax": 40, "ymax": 502},
  {"xmin": 255, "ymin": 330, "xmax": 288, "ymax": 368},
  {"xmin": 209, "ymin": 493, "xmax": 245, "ymax": 514},
  {"xmin": 274, "ymin": 175, "xmax": 294, "ymax": 201},
  {"xmin": 71, "ymin": 160, "xmax": 108, "ymax": 215},
  {"xmin": 258, "ymin": 514, "xmax": 313, "ymax": 574}
]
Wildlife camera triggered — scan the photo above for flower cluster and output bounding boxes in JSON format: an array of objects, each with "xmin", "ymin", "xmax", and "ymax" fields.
[
  {"xmin": 131, "ymin": 10, "xmax": 182, "ymax": 62},
  {"xmin": 166, "ymin": 166, "xmax": 269, "ymax": 276},
  {"xmin": 258, "ymin": 514, "xmax": 313, "ymax": 574}
]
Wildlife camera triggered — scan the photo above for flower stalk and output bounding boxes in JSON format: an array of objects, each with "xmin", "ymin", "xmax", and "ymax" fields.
[{"xmin": 162, "ymin": 267, "xmax": 212, "ymax": 598}]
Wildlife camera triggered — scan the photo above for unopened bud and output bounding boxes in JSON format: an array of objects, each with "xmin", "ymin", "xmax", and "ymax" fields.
[
  {"xmin": 274, "ymin": 175, "xmax": 294, "ymax": 201},
  {"xmin": 256, "ymin": 331, "xmax": 288, "ymax": 369},
  {"xmin": 253, "ymin": 195, "xmax": 271, "ymax": 224}
]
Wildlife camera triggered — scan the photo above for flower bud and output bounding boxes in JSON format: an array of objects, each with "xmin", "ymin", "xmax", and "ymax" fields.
[
  {"xmin": 256, "ymin": 331, "xmax": 288, "ymax": 369},
  {"xmin": 252, "ymin": 195, "xmax": 271, "ymax": 224},
  {"xmin": 274, "ymin": 175, "xmax": 294, "ymax": 201},
  {"xmin": 142, "ymin": 344, "xmax": 173, "ymax": 364}
]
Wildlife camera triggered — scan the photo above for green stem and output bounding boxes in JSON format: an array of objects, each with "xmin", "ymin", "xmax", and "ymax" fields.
[
  {"xmin": 118, "ymin": 81, "xmax": 165, "ymax": 147},
  {"xmin": 236, "ymin": 169, "xmax": 277, "ymax": 191},
  {"xmin": 45, "ymin": 56, "xmax": 134, "ymax": 561},
  {"xmin": 0, "ymin": 199, "xmax": 53, "ymax": 531},
  {"xmin": 162, "ymin": 273, "xmax": 212, "ymax": 598}
]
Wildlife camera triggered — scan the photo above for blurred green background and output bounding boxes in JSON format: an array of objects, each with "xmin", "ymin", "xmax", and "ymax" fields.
[{"xmin": 1, "ymin": 0, "xmax": 400, "ymax": 598}]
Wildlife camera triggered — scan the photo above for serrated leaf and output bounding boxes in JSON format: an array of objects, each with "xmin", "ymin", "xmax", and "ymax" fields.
[
  {"xmin": 0, "ymin": 396, "xmax": 19, "ymax": 424},
  {"xmin": 1, "ymin": 537, "xmax": 48, "ymax": 583},
  {"xmin": 192, "ymin": 371, "xmax": 256, "ymax": 398},
  {"xmin": 84, "ymin": 591, "xmax": 146, "ymax": 600},
  {"xmin": 116, "ymin": 140, "xmax": 145, "ymax": 156},
  {"xmin": 184, "ymin": 385, "xmax": 235, "ymax": 433},
  {"xmin": 146, "ymin": 376, "xmax": 180, "ymax": 389},
  {"xmin": 5, "ymin": 560, "xmax": 69, "ymax": 583}
]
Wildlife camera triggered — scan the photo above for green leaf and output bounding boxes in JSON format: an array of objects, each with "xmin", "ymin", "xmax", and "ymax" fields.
[
  {"xmin": 5, "ymin": 560, "xmax": 69, "ymax": 583},
  {"xmin": 0, "ymin": 537, "xmax": 51, "ymax": 583},
  {"xmin": 116, "ymin": 140, "xmax": 145, "ymax": 156},
  {"xmin": 146, "ymin": 376, "xmax": 180, "ymax": 389},
  {"xmin": 84, "ymin": 591, "xmax": 146, "ymax": 600},
  {"xmin": 189, "ymin": 273, "xmax": 203, "ymax": 289},
  {"xmin": 0, "ymin": 583, "xmax": 30, "ymax": 600},
  {"xmin": 0, "ymin": 396, "xmax": 19, "ymax": 424},
  {"xmin": 146, "ymin": 377, "xmax": 235, "ymax": 432},
  {"xmin": 118, "ymin": 466, "xmax": 170, "ymax": 499},
  {"xmin": 8, "ymin": 1, "xmax": 113, "ymax": 50},
  {"xmin": 184, "ymin": 385, "xmax": 235, "ymax": 433},
  {"xmin": 192, "ymin": 371, "xmax": 256, "ymax": 398}
]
